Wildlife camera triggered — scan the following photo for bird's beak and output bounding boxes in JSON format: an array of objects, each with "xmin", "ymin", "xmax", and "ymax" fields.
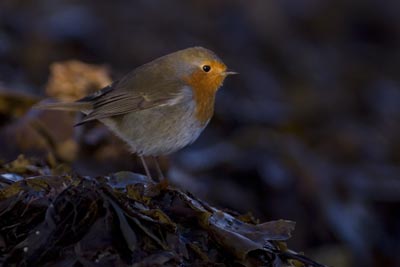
[{"xmin": 224, "ymin": 69, "xmax": 239, "ymax": 76}]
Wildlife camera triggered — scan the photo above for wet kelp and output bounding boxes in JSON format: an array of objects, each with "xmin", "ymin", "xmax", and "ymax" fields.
[{"xmin": 0, "ymin": 157, "xmax": 324, "ymax": 267}]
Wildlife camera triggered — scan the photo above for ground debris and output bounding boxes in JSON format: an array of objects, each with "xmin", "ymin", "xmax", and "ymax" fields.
[
  {"xmin": 0, "ymin": 157, "xmax": 325, "ymax": 267},
  {"xmin": 45, "ymin": 60, "xmax": 111, "ymax": 102}
]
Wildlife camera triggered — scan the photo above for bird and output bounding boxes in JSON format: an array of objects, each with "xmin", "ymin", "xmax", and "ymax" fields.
[{"xmin": 35, "ymin": 46, "xmax": 237, "ymax": 180}]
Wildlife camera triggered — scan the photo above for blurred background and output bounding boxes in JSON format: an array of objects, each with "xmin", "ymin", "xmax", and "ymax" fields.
[{"xmin": 1, "ymin": 0, "xmax": 400, "ymax": 266}]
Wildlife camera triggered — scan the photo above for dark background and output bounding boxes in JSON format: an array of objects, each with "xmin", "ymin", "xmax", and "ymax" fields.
[{"xmin": 1, "ymin": 0, "xmax": 400, "ymax": 266}]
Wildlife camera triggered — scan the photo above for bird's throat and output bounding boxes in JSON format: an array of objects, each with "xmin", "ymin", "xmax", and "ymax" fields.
[{"xmin": 184, "ymin": 70, "xmax": 223, "ymax": 125}]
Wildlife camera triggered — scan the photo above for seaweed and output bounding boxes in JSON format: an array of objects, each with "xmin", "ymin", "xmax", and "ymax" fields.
[{"xmin": 0, "ymin": 157, "xmax": 325, "ymax": 267}]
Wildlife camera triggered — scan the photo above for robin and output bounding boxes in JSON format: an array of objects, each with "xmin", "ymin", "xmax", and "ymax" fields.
[{"xmin": 35, "ymin": 47, "xmax": 237, "ymax": 180}]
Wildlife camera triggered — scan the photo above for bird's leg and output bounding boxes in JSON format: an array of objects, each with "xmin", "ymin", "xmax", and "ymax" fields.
[
  {"xmin": 153, "ymin": 156, "xmax": 165, "ymax": 181},
  {"xmin": 139, "ymin": 155, "xmax": 154, "ymax": 181}
]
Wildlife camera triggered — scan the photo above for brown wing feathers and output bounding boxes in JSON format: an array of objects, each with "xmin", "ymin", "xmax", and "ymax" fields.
[{"xmin": 35, "ymin": 72, "xmax": 186, "ymax": 126}]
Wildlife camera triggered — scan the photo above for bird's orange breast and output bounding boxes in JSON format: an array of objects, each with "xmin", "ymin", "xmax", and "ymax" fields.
[{"xmin": 183, "ymin": 68, "xmax": 225, "ymax": 125}]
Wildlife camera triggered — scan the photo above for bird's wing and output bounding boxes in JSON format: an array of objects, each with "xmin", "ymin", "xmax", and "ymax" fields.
[{"xmin": 75, "ymin": 74, "xmax": 190, "ymax": 126}]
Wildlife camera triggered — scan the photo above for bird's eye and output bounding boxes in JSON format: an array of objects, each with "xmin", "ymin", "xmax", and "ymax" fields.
[{"xmin": 202, "ymin": 65, "xmax": 211, "ymax": 72}]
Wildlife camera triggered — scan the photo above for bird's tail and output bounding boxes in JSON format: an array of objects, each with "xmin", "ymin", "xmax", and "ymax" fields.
[{"xmin": 33, "ymin": 100, "xmax": 92, "ymax": 112}]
